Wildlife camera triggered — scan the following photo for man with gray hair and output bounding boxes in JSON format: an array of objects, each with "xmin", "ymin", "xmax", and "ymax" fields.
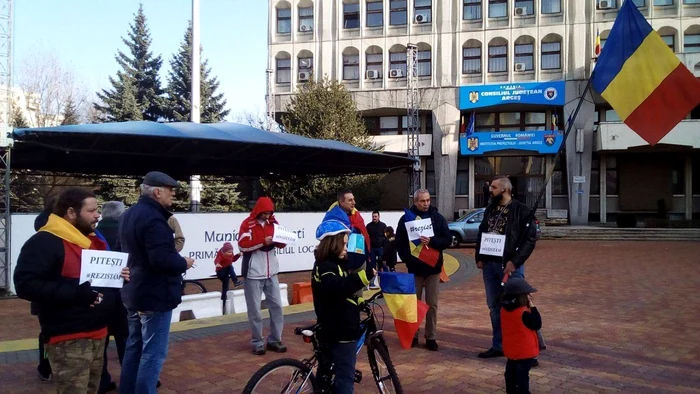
[
  {"xmin": 475, "ymin": 175, "xmax": 539, "ymax": 361},
  {"xmin": 118, "ymin": 171, "xmax": 195, "ymax": 394},
  {"xmin": 396, "ymin": 189, "xmax": 451, "ymax": 351}
]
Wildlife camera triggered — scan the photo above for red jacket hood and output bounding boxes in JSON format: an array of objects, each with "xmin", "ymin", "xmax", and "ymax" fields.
[{"xmin": 245, "ymin": 197, "xmax": 278, "ymax": 227}]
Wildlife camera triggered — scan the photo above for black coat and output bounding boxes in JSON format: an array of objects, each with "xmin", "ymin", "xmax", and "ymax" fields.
[
  {"xmin": 119, "ymin": 196, "xmax": 188, "ymax": 312},
  {"xmin": 396, "ymin": 205, "xmax": 451, "ymax": 277},
  {"xmin": 96, "ymin": 219, "xmax": 119, "ymax": 251},
  {"xmin": 366, "ymin": 221, "xmax": 387, "ymax": 249},
  {"xmin": 475, "ymin": 200, "xmax": 537, "ymax": 268}
]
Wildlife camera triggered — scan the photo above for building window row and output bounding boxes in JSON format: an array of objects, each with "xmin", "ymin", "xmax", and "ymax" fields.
[
  {"xmin": 463, "ymin": 0, "xmax": 561, "ymax": 20},
  {"xmin": 343, "ymin": 0, "xmax": 433, "ymax": 28},
  {"xmin": 599, "ymin": 27, "xmax": 700, "ymax": 54},
  {"xmin": 597, "ymin": 0, "xmax": 700, "ymax": 10},
  {"xmin": 462, "ymin": 35, "xmax": 562, "ymax": 75}
]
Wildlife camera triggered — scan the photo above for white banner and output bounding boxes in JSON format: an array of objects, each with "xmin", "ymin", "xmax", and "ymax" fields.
[
  {"xmin": 404, "ymin": 218, "xmax": 435, "ymax": 241},
  {"xmin": 272, "ymin": 223, "xmax": 298, "ymax": 245},
  {"xmin": 8, "ymin": 211, "xmax": 405, "ymax": 292},
  {"xmin": 80, "ymin": 250, "xmax": 128, "ymax": 288}
]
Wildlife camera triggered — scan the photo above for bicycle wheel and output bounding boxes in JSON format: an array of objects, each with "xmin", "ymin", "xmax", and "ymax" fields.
[
  {"xmin": 242, "ymin": 358, "xmax": 317, "ymax": 394},
  {"xmin": 182, "ymin": 280, "xmax": 207, "ymax": 295},
  {"xmin": 367, "ymin": 336, "xmax": 403, "ymax": 394}
]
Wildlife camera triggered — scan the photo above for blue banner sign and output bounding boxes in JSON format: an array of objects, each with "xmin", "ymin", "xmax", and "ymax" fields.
[
  {"xmin": 459, "ymin": 81, "xmax": 566, "ymax": 109},
  {"xmin": 459, "ymin": 130, "xmax": 564, "ymax": 155}
]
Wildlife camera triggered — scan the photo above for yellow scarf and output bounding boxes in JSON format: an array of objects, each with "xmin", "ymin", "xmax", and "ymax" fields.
[
  {"xmin": 39, "ymin": 214, "xmax": 92, "ymax": 249},
  {"xmin": 328, "ymin": 201, "xmax": 358, "ymax": 216}
]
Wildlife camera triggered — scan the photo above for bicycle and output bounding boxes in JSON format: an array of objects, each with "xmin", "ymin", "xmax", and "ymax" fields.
[
  {"xmin": 181, "ymin": 267, "xmax": 207, "ymax": 295},
  {"xmin": 242, "ymin": 291, "xmax": 403, "ymax": 394}
]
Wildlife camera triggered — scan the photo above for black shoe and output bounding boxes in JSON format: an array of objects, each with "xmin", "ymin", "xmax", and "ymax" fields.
[
  {"xmin": 156, "ymin": 380, "xmax": 161, "ymax": 388},
  {"xmin": 233, "ymin": 281, "xmax": 243, "ymax": 287},
  {"xmin": 426, "ymin": 339, "xmax": 439, "ymax": 351},
  {"xmin": 98, "ymin": 381, "xmax": 117, "ymax": 394},
  {"xmin": 531, "ymin": 358, "xmax": 539, "ymax": 367},
  {"xmin": 478, "ymin": 348, "xmax": 504, "ymax": 358},
  {"xmin": 266, "ymin": 342, "xmax": 287, "ymax": 353},
  {"xmin": 411, "ymin": 337, "xmax": 419, "ymax": 348},
  {"xmin": 253, "ymin": 347, "xmax": 266, "ymax": 356}
]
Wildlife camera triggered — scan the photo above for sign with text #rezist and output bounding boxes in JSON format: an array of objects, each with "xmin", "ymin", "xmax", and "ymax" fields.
[
  {"xmin": 80, "ymin": 250, "xmax": 129, "ymax": 288},
  {"xmin": 272, "ymin": 223, "xmax": 298, "ymax": 245},
  {"xmin": 479, "ymin": 233, "xmax": 506, "ymax": 257},
  {"xmin": 405, "ymin": 218, "xmax": 435, "ymax": 241}
]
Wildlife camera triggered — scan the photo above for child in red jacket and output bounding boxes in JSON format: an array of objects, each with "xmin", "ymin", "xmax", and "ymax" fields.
[
  {"xmin": 501, "ymin": 278, "xmax": 541, "ymax": 394},
  {"xmin": 215, "ymin": 242, "xmax": 242, "ymax": 305}
]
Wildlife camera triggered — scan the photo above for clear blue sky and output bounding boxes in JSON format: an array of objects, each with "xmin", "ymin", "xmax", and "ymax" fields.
[{"xmin": 14, "ymin": 0, "xmax": 268, "ymax": 119}]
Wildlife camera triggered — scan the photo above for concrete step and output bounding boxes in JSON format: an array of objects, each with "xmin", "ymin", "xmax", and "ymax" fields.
[{"xmin": 541, "ymin": 227, "xmax": 700, "ymax": 241}]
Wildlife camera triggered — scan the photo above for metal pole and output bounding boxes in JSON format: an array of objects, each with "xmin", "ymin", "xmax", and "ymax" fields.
[
  {"xmin": 406, "ymin": 43, "xmax": 420, "ymax": 206},
  {"xmin": 189, "ymin": 0, "xmax": 202, "ymax": 212}
]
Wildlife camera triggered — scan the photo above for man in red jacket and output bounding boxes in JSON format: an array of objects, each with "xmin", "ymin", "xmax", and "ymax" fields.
[{"xmin": 238, "ymin": 197, "xmax": 287, "ymax": 355}]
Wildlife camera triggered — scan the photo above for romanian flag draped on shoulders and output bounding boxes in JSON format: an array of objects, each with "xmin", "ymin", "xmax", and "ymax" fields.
[
  {"xmin": 403, "ymin": 208, "xmax": 440, "ymax": 267},
  {"xmin": 378, "ymin": 272, "xmax": 429, "ymax": 349},
  {"xmin": 591, "ymin": 0, "xmax": 700, "ymax": 146}
]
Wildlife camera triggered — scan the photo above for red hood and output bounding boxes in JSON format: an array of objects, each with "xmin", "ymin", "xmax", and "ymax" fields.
[{"xmin": 245, "ymin": 197, "xmax": 278, "ymax": 226}]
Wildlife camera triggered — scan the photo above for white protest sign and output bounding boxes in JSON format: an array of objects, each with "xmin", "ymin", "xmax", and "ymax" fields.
[
  {"xmin": 479, "ymin": 233, "xmax": 506, "ymax": 257},
  {"xmin": 272, "ymin": 223, "xmax": 298, "ymax": 245},
  {"xmin": 79, "ymin": 250, "xmax": 129, "ymax": 288},
  {"xmin": 404, "ymin": 218, "xmax": 434, "ymax": 241}
]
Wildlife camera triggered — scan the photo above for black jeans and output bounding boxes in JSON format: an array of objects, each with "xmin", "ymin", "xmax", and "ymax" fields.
[
  {"xmin": 99, "ymin": 300, "xmax": 129, "ymax": 392},
  {"xmin": 217, "ymin": 266, "xmax": 239, "ymax": 302},
  {"xmin": 505, "ymin": 358, "xmax": 532, "ymax": 394},
  {"xmin": 37, "ymin": 332, "xmax": 51, "ymax": 376}
]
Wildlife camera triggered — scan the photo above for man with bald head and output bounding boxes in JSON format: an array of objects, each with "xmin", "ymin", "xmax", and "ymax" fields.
[{"xmin": 475, "ymin": 176, "xmax": 538, "ymax": 360}]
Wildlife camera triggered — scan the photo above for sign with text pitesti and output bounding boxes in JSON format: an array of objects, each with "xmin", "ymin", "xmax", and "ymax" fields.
[
  {"xmin": 80, "ymin": 250, "xmax": 129, "ymax": 288},
  {"xmin": 459, "ymin": 130, "xmax": 564, "ymax": 155},
  {"xmin": 272, "ymin": 223, "xmax": 298, "ymax": 245},
  {"xmin": 458, "ymin": 81, "xmax": 566, "ymax": 110}
]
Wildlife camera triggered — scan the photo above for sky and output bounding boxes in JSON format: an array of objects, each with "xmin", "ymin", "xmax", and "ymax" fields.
[{"xmin": 14, "ymin": 0, "xmax": 269, "ymax": 119}]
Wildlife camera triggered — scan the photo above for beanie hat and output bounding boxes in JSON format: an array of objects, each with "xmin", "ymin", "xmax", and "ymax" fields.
[
  {"xmin": 503, "ymin": 278, "xmax": 538, "ymax": 296},
  {"xmin": 222, "ymin": 242, "xmax": 233, "ymax": 252},
  {"xmin": 316, "ymin": 205, "xmax": 351, "ymax": 240}
]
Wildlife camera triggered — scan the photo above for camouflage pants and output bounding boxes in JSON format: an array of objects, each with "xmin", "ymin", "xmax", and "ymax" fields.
[{"xmin": 46, "ymin": 337, "xmax": 106, "ymax": 394}]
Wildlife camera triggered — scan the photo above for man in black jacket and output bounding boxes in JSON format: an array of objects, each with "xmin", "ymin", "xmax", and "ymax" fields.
[
  {"xmin": 396, "ymin": 189, "xmax": 451, "ymax": 351},
  {"xmin": 365, "ymin": 211, "xmax": 387, "ymax": 289},
  {"xmin": 475, "ymin": 176, "xmax": 538, "ymax": 359},
  {"xmin": 118, "ymin": 172, "xmax": 194, "ymax": 394}
]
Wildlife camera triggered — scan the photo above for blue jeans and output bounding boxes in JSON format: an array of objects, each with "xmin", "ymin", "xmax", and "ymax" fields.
[
  {"xmin": 370, "ymin": 248, "xmax": 387, "ymax": 272},
  {"xmin": 482, "ymin": 262, "xmax": 525, "ymax": 351},
  {"xmin": 329, "ymin": 341, "xmax": 358, "ymax": 394},
  {"xmin": 119, "ymin": 309, "xmax": 172, "ymax": 394}
]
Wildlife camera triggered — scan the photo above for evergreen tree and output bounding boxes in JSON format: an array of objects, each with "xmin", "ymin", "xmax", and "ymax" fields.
[
  {"xmin": 94, "ymin": 4, "xmax": 164, "ymax": 121},
  {"xmin": 163, "ymin": 23, "xmax": 230, "ymax": 123},
  {"xmin": 60, "ymin": 96, "xmax": 80, "ymax": 125},
  {"xmin": 10, "ymin": 105, "xmax": 29, "ymax": 128}
]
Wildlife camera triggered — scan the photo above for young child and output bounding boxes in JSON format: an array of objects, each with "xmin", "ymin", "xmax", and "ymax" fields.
[
  {"xmin": 311, "ymin": 206, "xmax": 375, "ymax": 394},
  {"xmin": 215, "ymin": 242, "xmax": 242, "ymax": 306},
  {"xmin": 501, "ymin": 278, "xmax": 542, "ymax": 394},
  {"xmin": 382, "ymin": 226, "xmax": 398, "ymax": 272}
]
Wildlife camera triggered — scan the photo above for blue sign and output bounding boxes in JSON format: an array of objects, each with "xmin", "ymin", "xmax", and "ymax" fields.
[
  {"xmin": 459, "ymin": 130, "xmax": 564, "ymax": 156},
  {"xmin": 459, "ymin": 81, "xmax": 566, "ymax": 110}
]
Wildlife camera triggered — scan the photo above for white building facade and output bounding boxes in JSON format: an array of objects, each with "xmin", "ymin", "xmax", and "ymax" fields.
[{"xmin": 268, "ymin": 0, "xmax": 700, "ymax": 224}]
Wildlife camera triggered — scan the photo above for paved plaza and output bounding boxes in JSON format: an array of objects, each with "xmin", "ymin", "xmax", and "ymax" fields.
[{"xmin": 1, "ymin": 240, "xmax": 699, "ymax": 393}]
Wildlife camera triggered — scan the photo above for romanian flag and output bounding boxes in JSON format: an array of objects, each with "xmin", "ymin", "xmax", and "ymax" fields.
[
  {"xmin": 591, "ymin": 0, "xmax": 700, "ymax": 146},
  {"xmin": 378, "ymin": 272, "xmax": 429, "ymax": 349},
  {"xmin": 459, "ymin": 115, "xmax": 466, "ymax": 135},
  {"xmin": 594, "ymin": 29, "xmax": 601, "ymax": 58},
  {"xmin": 403, "ymin": 208, "xmax": 440, "ymax": 267}
]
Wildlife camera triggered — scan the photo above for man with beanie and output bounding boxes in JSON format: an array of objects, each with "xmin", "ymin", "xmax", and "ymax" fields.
[
  {"xmin": 396, "ymin": 189, "xmax": 451, "ymax": 351},
  {"xmin": 238, "ymin": 196, "xmax": 287, "ymax": 355}
]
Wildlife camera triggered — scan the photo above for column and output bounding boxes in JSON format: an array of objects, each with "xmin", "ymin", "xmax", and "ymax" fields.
[
  {"xmin": 432, "ymin": 103, "xmax": 461, "ymax": 218},
  {"xmin": 600, "ymin": 154, "xmax": 607, "ymax": 224},
  {"xmin": 468, "ymin": 156, "xmax": 475, "ymax": 209},
  {"xmin": 545, "ymin": 156, "xmax": 553, "ymax": 210},
  {"xmin": 686, "ymin": 154, "xmax": 693, "ymax": 220}
]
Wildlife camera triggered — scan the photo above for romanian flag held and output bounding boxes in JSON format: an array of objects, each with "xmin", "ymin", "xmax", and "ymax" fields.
[
  {"xmin": 591, "ymin": 0, "xmax": 700, "ymax": 146},
  {"xmin": 594, "ymin": 29, "xmax": 601, "ymax": 58},
  {"xmin": 378, "ymin": 272, "xmax": 429, "ymax": 349},
  {"xmin": 403, "ymin": 208, "xmax": 440, "ymax": 267}
]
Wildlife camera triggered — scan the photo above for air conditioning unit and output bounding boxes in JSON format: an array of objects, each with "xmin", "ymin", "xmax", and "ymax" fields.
[
  {"xmin": 298, "ymin": 71, "xmax": 310, "ymax": 81},
  {"xmin": 299, "ymin": 59, "xmax": 312, "ymax": 69},
  {"xmin": 389, "ymin": 69, "xmax": 403, "ymax": 78},
  {"xmin": 598, "ymin": 0, "xmax": 613, "ymax": 9},
  {"xmin": 514, "ymin": 7, "xmax": 528, "ymax": 16},
  {"xmin": 514, "ymin": 63, "xmax": 527, "ymax": 72},
  {"xmin": 366, "ymin": 70, "xmax": 380, "ymax": 79},
  {"xmin": 414, "ymin": 13, "xmax": 429, "ymax": 24},
  {"xmin": 299, "ymin": 24, "xmax": 312, "ymax": 32}
]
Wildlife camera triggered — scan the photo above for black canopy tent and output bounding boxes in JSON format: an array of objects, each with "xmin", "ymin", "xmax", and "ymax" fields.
[{"xmin": 11, "ymin": 121, "xmax": 415, "ymax": 177}]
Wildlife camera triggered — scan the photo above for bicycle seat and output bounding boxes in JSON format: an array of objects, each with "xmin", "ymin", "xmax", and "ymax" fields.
[{"xmin": 294, "ymin": 323, "xmax": 320, "ymax": 335}]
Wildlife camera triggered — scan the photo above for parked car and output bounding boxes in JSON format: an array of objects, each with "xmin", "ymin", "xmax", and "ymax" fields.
[{"xmin": 448, "ymin": 208, "xmax": 541, "ymax": 247}]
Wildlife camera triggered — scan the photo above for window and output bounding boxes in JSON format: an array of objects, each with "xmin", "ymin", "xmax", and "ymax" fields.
[
  {"xmin": 471, "ymin": 111, "xmax": 546, "ymax": 132},
  {"xmin": 298, "ymin": 56, "xmax": 313, "ymax": 77},
  {"xmin": 600, "ymin": 37, "xmax": 607, "ymax": 50},
  {"xmin": 489, "ymin": 0, "xmax": 507, "ymax": 17},
  {"xmin": 597, "ymin": 0, "xmax": 617, "ymax": 8},
  {"xmin": 343, "ymin": 52, "xmax": 360, "ymax": 80},
  {"xmin": 456, "ymin": 158, "xmax": 470, "ymax": 195},
  {"xmin": 277, "ymin": 8, "xmax": 291, "ymax": 34},
  {"xmin": 541, "ymin": 0, "xmax": 562, "ymax": 13},
  {"xmin": 390, "ymin": 0, "xmax": 408, "ymax": 25},
  {"xmin": 672, "ymin": 157, "xmax": 685, "ymax": 195},
  {"xmin": 366, "ymin": 52, "xmax": 383, "ymax": 78},
  {"xmin": 463, "ymin": 0, "xmax": 482, "ymax": 20},
  {"xmin": 654, "ymin": 0, "xmax": 673, "ymax": 5},
  {"xmin": 417, "ymin": 49, "xmax": 431, "ymax": 76},
  {"xmin": 389, "ymin": 49, "xmax": 407, "ymax": 76},
  {"xmin": 683, "ymin": 0, "xmax": 700, "ymax": 3},
  {"xmin": 632, "ymin": 0, "xmax": 645, "ymax": 6},
  {"xmin": 379, "ymin": 116, "xmax": 408, "ymax": 135},
  {"xmin": 515, "ymin": 0, "xmax": 534, "ymax": 15},
  {"xmin": 514, "ymin": 42, "xmax": 534, "ymax": 71},
  {"xmin": 344, "ymin": 3, "xmax": 360, "ymax": 29},
  {"xmin": 551, "ymin": 153, "xmax": 567, "ymax": 195},
  {"xmin": 276, "ymin": 57, "xmax": 291, "ymax": 84},
  {"xmin": 661, "ymin": 35, "xmax": 675, "ymax": 51},
  {"xmin": 367, "ymin": 1, "xmax": 384, "ymax": 27},
  {"xmin": 541, "ymin": 41, "xmax": 562, "ymax": 70},
  {"xmin": 685, "ymin": 33, "xmax": 700, "ymax": 53},
  {"xmin": 488, "ymin": 42, "xmax": 507, "ymax": 73},
  {"xmin": 298, "ymin": 7, "xmax": 313, "ymax": 31},
  {"xmin": 592, "ymin": 156, "xmax": 619, "ymax": 195},
  {"xmin": 414, "ymin": 0, "xmax": 432, "ymax": 23},
  {"xmin": 693, "ymin": 154, "xmax": 700, "ymax": 195},
  {"xmin": 426, "ymin": 158, "xmax": 436, "ymax": 195},
  {"xmin": 462, "ymin": 45, "xmax": 482, "ymax": 74}
]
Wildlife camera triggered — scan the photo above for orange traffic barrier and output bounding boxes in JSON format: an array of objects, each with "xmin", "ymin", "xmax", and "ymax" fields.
[
  {"xmin": 292, "ymin": 282, "xmax": 314, "ymax": 304},
  {"xmin": 439, "ymin": 265, "xmax": 450, "ymax": 283}
]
